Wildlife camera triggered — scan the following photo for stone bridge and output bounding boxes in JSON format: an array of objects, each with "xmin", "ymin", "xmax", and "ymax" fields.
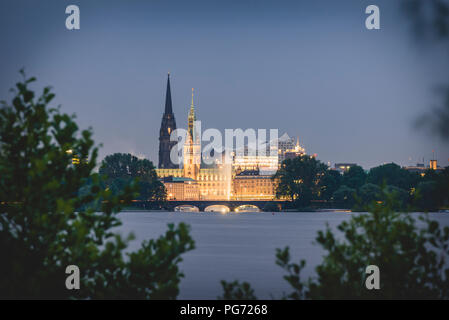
[{"xmin": 132, "ymin": 200, "xmax": 288, "ymax": 212}]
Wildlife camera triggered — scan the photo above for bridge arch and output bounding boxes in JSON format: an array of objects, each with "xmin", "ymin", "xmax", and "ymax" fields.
[
  {"xmin": 174, "ymin": 205, "xmax": 199, "ymax": 212},
  {"xmin": 234, "ymin": 204, "xmax": 260, "ymax": 212},
  {"xmin": 204, "ymin": 205, "xmax": 230, "ymax": 213}
]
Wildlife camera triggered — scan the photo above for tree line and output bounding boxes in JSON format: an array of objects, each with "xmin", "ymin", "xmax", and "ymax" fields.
[{"xmin": 274, "ymin": 156, "xmax": 449, "ymax": 211}]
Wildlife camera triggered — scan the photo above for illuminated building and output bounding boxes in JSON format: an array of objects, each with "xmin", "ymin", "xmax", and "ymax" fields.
[
  {"xmin": 155, "ymin": 76, "xmax": 276, "ymax": 201},
  {"xmin": 277, "ymin": 134, "xmax": 305, "ymax": 164},
  {"xmin": 404, "ymin": 160, "xmax": 443, "ymax": 176},
  {"xmin": 403, "ymin": 163, "xmax": 426, "ymax": 176},
  {"xmin": 283, "ymin": 138, "xmax": 306, "ymax": 161},
  {"xmin": 156, "ymin": 83, "xmax": 231, "ymax": 200},
  {"xmin": 157, "ymin": 168, "xmax": 183, "ymax": 178},
  {"xmin": 233, "ymin": 153, "xmax": 279, "ymax": 172},
  {"xmin": 162, "ymin": 177, "xmax": 199, "ymax": 200},
  {"xmin": 334, "ymin": 163, "xmax": 357, "ymax": 174},
  {"xmin": 233, "ymin": 169, "xmax": 276, "ymax": 200},
  {"xmin": 430, "ymin": 159, "xmax": 437, "ymax": 170},
  {"xmin": 66, "ymin": 149, "xmax": 86, "ymax": 165},
  {"xmin": 197, "ymin": 166, "xmax": 232, "ymax": 200}
]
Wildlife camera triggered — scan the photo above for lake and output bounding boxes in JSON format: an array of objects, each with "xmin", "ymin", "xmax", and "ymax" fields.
[{"xmin": 116, "ymin": 211, "xmax": 449, "ymax": 299}]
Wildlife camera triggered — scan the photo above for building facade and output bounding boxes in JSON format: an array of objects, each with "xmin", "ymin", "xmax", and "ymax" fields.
[
  {"xmin": 277, "ymin": 134, "xmax": 305, "ymax": 164},
  {"xmin": 162, "ymin": 177, "xmax": 200, "ymax": 200},
  {"xmin": 404, "ymin": 160, "xmax": 443, "ymax": 176},
  {"xmin": 233, "ymin": 169, "xmax": 276, "ymax": 200}
]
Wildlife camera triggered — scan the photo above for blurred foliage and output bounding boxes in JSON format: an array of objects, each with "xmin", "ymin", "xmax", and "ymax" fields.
[
  {"xmin": 403, "ymin": 0, "xmax": 449, "ymax": 142},
  {"xmin": 0, "ymin": 71, "xmax": 194, "ymax": 299},
  {"xmin": 404, "ymin": 0, "xmax": 449, "ymax": 41},
  {"xmin": 332, "ymin": 185, "xmax": 356, "ymax": 209},
  {"xmin": 414, "ymin": 168, "xmax": 449, "ymax": 211},
  {"xmin": 357, "ymin": 183, "xmax": 382, "ymax": 204},
  {"xmin": 275, "ymin": 190, "xmax": 449, "ymax": 299},
  {"xmin": 218, "ymin": 280, "xmax": 257, "ymax": 300}
]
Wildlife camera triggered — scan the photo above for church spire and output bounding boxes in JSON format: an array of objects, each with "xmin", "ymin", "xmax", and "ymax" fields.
[
  {"xmin": 188, "ymin": 88, "xmax": 196, "ymax": 140},
  {"xmin": 164, "ymin": 72, "xmax": 173, "ymax": 114},
  {"xmin": 158, "ymin": 73, "xmax": 177, "ymax": 169},
  {"xmin": 189, "ymin": 88, "xmax": 195, "ymax": 117}
]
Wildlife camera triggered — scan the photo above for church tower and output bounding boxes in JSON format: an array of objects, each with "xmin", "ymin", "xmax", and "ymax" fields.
[
  {"xmin": 158, "ymin": 73, "xmax": 178, "ymax": 168},
  {"xmin": 183, "ymin": 88, "xmax": 201, "ymax": 180}
]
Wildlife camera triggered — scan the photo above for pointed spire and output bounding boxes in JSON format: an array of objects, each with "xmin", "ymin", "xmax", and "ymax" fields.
[
  {"xmin": 190, "ymin": 88, "xmax": 195, "ymax": 115},
  {"xmin": 164, "ymin": 72, "xmax": 173, "ymax": 114},
  {"xmin": 188, "ymin": 88, "xmax": 196, "ymax": 122},
  {"xmin": 188, "ymin": 88, "xmax": 195, "ymax": 138}
]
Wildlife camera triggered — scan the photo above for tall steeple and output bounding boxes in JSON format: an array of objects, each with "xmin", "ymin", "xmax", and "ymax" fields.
[
  {"xmin": 188, "ymin": 88, "xmax": 196, "ymax": 140},
  {"xmin": 158, "ymin": 73, "xmax": 178, "ymax": 169},
  {"xmin": 183, "ymin": 87, "xmax": 201, "ymax": 180},
  {"xmin": 164, "ymin": 73, "xmax": 173, "ymax": 114}
]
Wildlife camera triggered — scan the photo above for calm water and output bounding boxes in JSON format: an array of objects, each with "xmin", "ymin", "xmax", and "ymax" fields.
[{"xmin": 116, "ymin": 211, "xmax": 449, "ymax": 299}]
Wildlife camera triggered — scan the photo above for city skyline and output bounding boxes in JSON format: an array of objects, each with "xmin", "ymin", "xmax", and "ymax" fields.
[{"xmin": 0, "ymin": 0, "xmax": 448, "ymax": 169}]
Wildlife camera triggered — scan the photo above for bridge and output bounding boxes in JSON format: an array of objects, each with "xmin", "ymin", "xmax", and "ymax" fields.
[{"xmin": 131, "ymin": 200, "xmax": 288, "ymax": 212}]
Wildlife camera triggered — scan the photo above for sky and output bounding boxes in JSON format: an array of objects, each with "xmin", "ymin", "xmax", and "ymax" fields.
[{"xmin": 0, "ymin": 0, "xmax": 448, "ymax": 169}]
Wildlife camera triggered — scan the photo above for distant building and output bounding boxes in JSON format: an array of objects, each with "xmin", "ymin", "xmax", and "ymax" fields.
[
  {"xmin": 277, "ymin": 134, "xmax": 306, "ymax": 164},
  {"xmin": 404, "ymin": 160, "xmax": 443, "ymax": 176},
  {"xmin": 233, "ymin": 153, "xmax": 278, "ymax": 172},
  {"xmin": 162, "ymin": 177, "xmax": 199, "ymax": 201},
  {"xmin": 334, "ymin": 163, "xmax": 357, "ymax": 174},
  {"xmin": 430, "ymin": 159, "xmax": 437, "ymax": 170},
  {"xmin": 233, "ymin": 169, "xmax": 276, "ymax": 200},
  {"xmin": 156, "ymin": 168, "xmax": 183, "ymax": 178},
  {"xmin": 403, "ymin": 163, "xmax": 426, "ymax": 175}
]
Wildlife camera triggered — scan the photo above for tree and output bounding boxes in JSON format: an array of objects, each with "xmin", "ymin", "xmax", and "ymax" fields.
[
  {"xmin": 320, "ymin": 169, "xmax": 343, "ymax": 201},
  {"xmin": 342, "ymin": 165, "xmax": 366, "ymax": 190},
  {"xmin": 434, "ymin": 167, "xmax": 449, "ymax": 208},
  {"xmin": 367, "ymin": 163, "xmax": 418, "ymax": 191},
  {"xmin": 99, "ymin": 153, "xmax": 166, "ymax": 202},
  {"xmin": 419, "ymin": 167, "xmax": 449, "ymax": 210},
  {"xmin": 384, "ymin": 185, "xmax": 410, "ymax": 211},
  {"xmin": 218, "ymin": 280, "xmax": 257, "ymax": 300},
  {"xmin": 332, "ymin": 185, "xmax": 356, "ymax": 209},
  {"xmin": 273, "ymin": 155, "xmax": 328, "ymax": 207},
  {"xmin": 414, "ymin": 181, "xmax": 439, "ymax": 211},
  {"xmin": 0, "ymin": 71, "xmax": 194, "ymax": 299},
  {"xmin": 357, "ymin": 183, "xmax": 382, "ymax": 204}
]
